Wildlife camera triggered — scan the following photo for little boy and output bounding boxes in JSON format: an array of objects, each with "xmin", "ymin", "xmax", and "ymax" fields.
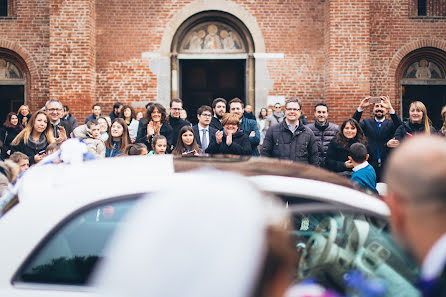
[
  {"xmin": 72, "ymin": 119, "xmax": 106, "ymax": 158},
  {"xmin": 348, "ymin": 143, "xmax": 378, "ymax": 194}
]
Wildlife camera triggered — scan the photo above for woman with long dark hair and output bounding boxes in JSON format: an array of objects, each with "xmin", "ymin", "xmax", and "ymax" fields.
[
  {"xmin": 105, "ymin": 118, "xmax": 130, "ymax": 157},
  {"xmin": 119, "ymin": 105, "xmax": 139, "ymax": 142},
  {"xmin": 10, "ymin": 110, "xmax": 55, "ymax": 165},
  {"xmin": 136, "ymin": 103, "xmax": 173, "ymax": 151},
  {"xmin": 326, "ymin": 118, "xmax": 367, "ymax": 176},
  {"xmin": 394, "ymin": 101, "xmax": 436, "ymax": 141},
  {"xmin": 0, "ymin": 112, "xmax": 23, "ymax": 159},
  {"xmin": 172, "ymin": 126, "xmax": 201, "ymax": 156}
]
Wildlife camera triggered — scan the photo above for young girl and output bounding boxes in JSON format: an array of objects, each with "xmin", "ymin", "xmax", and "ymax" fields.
[
  {"xmin": 148, "ymin": 135, "xmax": 168, "ymax": 155},
  {"xmin": 10, "ymin": 110, "xmax": 55, "ymax": 165},
  {"xmin": 119, "ymin": 105, "xmax": 139, "ymax": 143},
  {"xmin": 126, "ymin": 143, "xmax": 149, "ymax": 156},
  {"xmin": 172, "ymin": 126, "xmax": 201, "ymax": 156},
  {"xmin": 105, "ymin": 118, "xmax": 130, "ymax": 157}
]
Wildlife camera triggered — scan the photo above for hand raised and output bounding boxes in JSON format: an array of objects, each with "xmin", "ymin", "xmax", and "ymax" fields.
[
  {"xmin": 215, "ymin": 130, "xmax": 223, "ymax": 144},
  {"xmin": 226, "ymin": 133, "xmax": 232, "ymax": 146},
  {"xmin": 359, "ymin": 97, "xmax": 371, "ymax": 110}
]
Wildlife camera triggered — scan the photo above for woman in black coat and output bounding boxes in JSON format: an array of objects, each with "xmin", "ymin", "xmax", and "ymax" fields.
[
  {"xmin": 0, "ymin": 112, "xmax": 23, "ymax": 159},
  {"xmin": 326, "ymin": 118, "xmax": 368, "ymax": 177},
  {"xmin": 394, "ymin": 101, "xmax": 436, "ymax": 141},
  {"xmin": 205, "ymin": 113, "xmax": 252, "ymax": 156},
  {"xmin": 136, "ymin": 103, "xmax": 173, "ymax": 151}
]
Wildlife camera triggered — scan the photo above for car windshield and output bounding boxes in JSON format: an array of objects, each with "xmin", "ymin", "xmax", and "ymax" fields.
[{"xmin": 291, "ymin": 210, "xmax": 420, "ymax": 297}]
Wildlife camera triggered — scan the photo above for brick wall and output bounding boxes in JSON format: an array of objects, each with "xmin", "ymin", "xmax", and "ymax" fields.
[
  {"xmin": 0, "ymin": 0, "xmax": 50, "ymax": 111},
  {"xmin": 1, "ymin": 0, "xmax": 445, "ymax": 125},
  {"xmin": 49, "ymin": 0, "xmax": 96, "ymax": 122}
]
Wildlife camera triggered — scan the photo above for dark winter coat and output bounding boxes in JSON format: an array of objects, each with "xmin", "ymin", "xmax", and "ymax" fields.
[
  {"xmin": 18, "ymin": 113, "xmax": 32, "ymax": 126},
  {"xmin": 205, "ymin": 130, "xmax": 252, "ymax": 156},
  {"xmin": 62, "ymin": 113, "xmax": 78, "ymax": 129},
  {"xmin": 394, "ymin": 121, "xmax": 437, "ymax": 141},
  {"xmin": 239, "ymin": 117, "xmax": 260, "ymax": 156},
  {"xmin": 210, "ymin": 116, "xmax": 223, "ymax": 131},
  {"xmin": 10, "ymin": 135, "xmax": 50, "ymax": 165},
  {"xmin": 0, "ymin": 125, "xmax": 23, "ymax": 159},
  {"xmin": 306, "ymin": 121, "xmax": 339, "ymax": 167},
  {"xmin": 84, "ymin": 114, "xmax": 99, "ymax": 124},
  {"xmin": 50, "ymin": 120, "xmax": 73, "ymax": 140},
  {"xmin": 326, "ymin": 137, "xmax": 366, "ymax": 175},
  {"xmin": 169, "ymin": 116, "xmax": 191, "ymax": 148},
  {"xmin": 136, "ymin": 118, "xmax": 174, "ymax": 150},
  {"xmin": 261, "ymin": 120, "xmax": 319, "ymax": 166}
]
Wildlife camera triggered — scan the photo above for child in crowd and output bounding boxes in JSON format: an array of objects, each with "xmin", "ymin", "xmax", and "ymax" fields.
[
  {"xmin": 148, "ymin": 135, "xmax": 168, "ymax": 155},
  {"xmin": 348, "ymin": 143, "xmax": 378, "ymax": 194},
  {"xmin": 72, "ymin": 119, "xmax": 106, "ymax": 158},
  {"xmin": 172, "ymin": 126, "xmax": 201, "ymax": 156},
  {"xmin": 126, "ymin": 143, "xmax": 149, "ymax": 156},
  {"xmin": 45, "ymin": 142, "xmax": 61, "ymax": 155}
]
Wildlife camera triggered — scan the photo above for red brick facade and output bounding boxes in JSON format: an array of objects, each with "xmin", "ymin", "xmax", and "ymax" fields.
[{"xmin": 1, "ymin": 0, "xmax": 445, "ymax": 124}]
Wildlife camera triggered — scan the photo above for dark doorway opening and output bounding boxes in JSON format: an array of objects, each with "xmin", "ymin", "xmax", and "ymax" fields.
[
  {"xmin": 180, "ymin": 59, "xmax": 245, "ymax": 125},
  {"xmin": 0, "ymin": 85, "xmax": 24, "ymax": 124},
  {"xmin": 402, "ymin": 85, "xmax": 446, "ymax": 130}
]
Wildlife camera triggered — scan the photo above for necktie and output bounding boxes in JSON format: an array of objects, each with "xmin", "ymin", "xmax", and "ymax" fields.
[
  {"xmin": 376, "ymin": 121, "xmax": 382, "ymax": 163},
  {"xmin": 201, "ymin": 129, "xmax": 208, "ymax": 150}
]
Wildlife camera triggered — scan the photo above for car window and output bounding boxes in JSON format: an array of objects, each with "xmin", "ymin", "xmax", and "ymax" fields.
[
  {"xmin": 14, "ymin": 196, "xmax": 140, "ymax": 286},
  {"xmin": 292, "ymin": 211, "xmax": 421, "ymax": 297}
]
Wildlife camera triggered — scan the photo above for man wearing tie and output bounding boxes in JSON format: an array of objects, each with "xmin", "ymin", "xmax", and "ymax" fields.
[
  {"xmin": 352, "ymin": 96, "xmax": 402, "ymax": 181},
  {"xmin": 193, "ymin": 105, "xmax": 217, "ymax": 152},
  {"xmin": 384, "ymin": 135, "xmax": 446, "ymax": 297}
]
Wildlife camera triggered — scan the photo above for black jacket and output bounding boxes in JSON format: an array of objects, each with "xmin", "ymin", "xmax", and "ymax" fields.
[
  {"xmin": 50, "ymin": 120, "xmax": 73, "ymax": 139},
  {"xmin": 84, "ymin": 114, "xmax": 99, "ymax": 124},
  {"xmin": 169, "ymin": 116, "xmax": 191, "ymax": 147},
  {"xmin": 205, "ymin": 130, "xmax": 252, "ymax": 156},
  {"xmin": 210, "ymin": 116, "xmax": 223, "ymax": 131},
  {"xmin": 394, "ymin": 121, "xmax": 437, "ymax": 141},
  {"xmin": 62, "ymin": 113, "xmax": 78, "ymax": 129},
  {"xmin": 192, "ymin": 125, "xmax": 217, "ymax": 150},
  {"xmin": 10, "ymin": 135, "xmax": 50, "ymax": 165},
  {"xmin": 136, "ymin": 118, "xmax": 174, "ymax": 150},
  {"xmin": 261, "ymin": 120, "xmax": 319, "ymax": 165},
  {"xmin": 0, "ymin": 125, "xmax": 22, "ymax": 158},
  {"xmin": 325, "ymin": 138, "xmax": 355, "ymax": 173},
  {"xmin": 353, "ymin": 110, "xmax": 402, "ymax": 167},
  {"xmin": 306, "ymin": 121, "xmax": 339, "ymax": 167}
]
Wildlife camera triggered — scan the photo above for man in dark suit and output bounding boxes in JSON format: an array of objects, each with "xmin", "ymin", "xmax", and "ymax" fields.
[
  {"xmin": 169, "ymin": 98, "xmax": 190, "ymax": 147},
  {"xmin": 384, "ymin": 135, "xmax": 446, "ymax": 297},
  {"xmin": 210, "ymin": 98, "xmax": 226, "ymax": 131},
  {"xmin": 352, "ymin": 96, "xmax": 402, "ymax": 181},
  {"xmin": 192, "ymin": 105, "xmax": 217, "ymax": 152}
]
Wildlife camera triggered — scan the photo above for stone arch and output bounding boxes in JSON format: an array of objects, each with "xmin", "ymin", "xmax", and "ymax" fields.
[
  {"xmin": 0, "ymin": 39, "xmax": 40, "ymax": 105},
  {"xmin": 389, "ymin": 39, "xmax": 446, "ymax": 100},
  {"xmin": 391, "ymin": 42, "xmax": 446, "ymax": 128},
  {"xmin": 159, "ymin": 0, "xmax": 265, "ymax": 56}
]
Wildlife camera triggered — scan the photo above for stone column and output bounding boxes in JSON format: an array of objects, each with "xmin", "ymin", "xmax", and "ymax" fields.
[
  {"xmin": 49, "ymin": 0, "xmax": 96, "ymax": 121},
  {"xmin": 325, "ymin": 0, "xmax": 371, "ymax": 124}
]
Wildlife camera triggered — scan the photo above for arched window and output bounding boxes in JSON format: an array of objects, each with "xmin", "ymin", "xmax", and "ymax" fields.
[{"xmin": 0, "ymin": 56, "xmax": 26, "ymax": 122}]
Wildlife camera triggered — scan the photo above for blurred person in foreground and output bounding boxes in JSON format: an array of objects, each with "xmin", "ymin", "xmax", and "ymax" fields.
[
  {"xmin": 94, "ymin": 171, "xmax": 296, "ymax": 297},
  {"xmin": 384, "ymin": 135, "xmax": 446, "ymax": 297}
]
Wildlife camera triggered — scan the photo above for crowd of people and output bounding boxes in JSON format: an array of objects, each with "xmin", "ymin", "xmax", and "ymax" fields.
[{"xmin": 1, "ymin": 95, "xmax": 445, "ymax": 196}]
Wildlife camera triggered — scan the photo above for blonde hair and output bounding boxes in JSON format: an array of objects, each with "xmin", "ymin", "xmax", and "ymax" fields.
[
  {"xmin": 17, "ymin": 104, "xmax": 30, "ymax": 115},
  {"xmin": 441, "ymin": 106, "xmax": 446, "ymax": 135},
  {"xmin": 409, "ymin": 101, "xmax": 431, "ymax": 135},
  {"xmin": 11, "ymin": 110, "xmax": 55, "ymax": 146}
]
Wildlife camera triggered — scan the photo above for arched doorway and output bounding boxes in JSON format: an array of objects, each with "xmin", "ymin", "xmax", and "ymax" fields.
[
  {"xmin": 0, "ymin": 56, "xmax": 25, "ymax": 123},
  {"xmin": 171, "ymin": 12, "xmax": 254, "ymax": 124},
  {"xmin": 399, "ymin": 47, "xmax": 446, "ymax": 129}
]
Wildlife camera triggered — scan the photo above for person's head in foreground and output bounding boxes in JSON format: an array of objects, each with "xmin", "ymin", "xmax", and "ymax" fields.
[{"xmin": 95, "ymin": 171, "xmax": 296, "ymax": 297}]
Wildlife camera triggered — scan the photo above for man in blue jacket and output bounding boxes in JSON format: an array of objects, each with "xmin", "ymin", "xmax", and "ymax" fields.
[
  {"xmin": 352, "ymin": 96, "xmax": 402, "ymax": 182},
  {"xmin": 229, "ymin": 98, "xmax": 260, "ymax": 156}
]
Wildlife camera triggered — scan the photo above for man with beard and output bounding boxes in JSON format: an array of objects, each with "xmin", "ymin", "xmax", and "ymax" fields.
[
  {"xmin": 210, "ymin": 98, "xmax": 227, "ymax": 131},
  {"xmin": 306, "ymin": 103, "xmax": 339, "ymax": 167},
  {"xmin": 384, "ymin": 135, "xmax": 446, "ymax": 297},
  {"xmin": 229, "ymin": 98, "xmax": 260, "ymax": 156},
  {"xmin": 352, "ymin": 96, "xmax": 401, "ymax": 181}
]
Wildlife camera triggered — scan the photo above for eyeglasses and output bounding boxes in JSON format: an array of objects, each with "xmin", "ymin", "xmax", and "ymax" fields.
[
  {"xmin": 47, "ymin": 108, "xmax": 62, "ymax": 112},
  {"xmin": 171, "ymin": 108, "xmax": 182, "ymax": 111},
  {"xmin": 286, "ymin": 108, "xmax": 300, "ymax": 112},
  {"xmin": 274, "ymin": 106, "xmax": 281, "ymax": 109},
  {"xmin": 200, "ymin": 113, "xmax": 212, "ymax": 117}
]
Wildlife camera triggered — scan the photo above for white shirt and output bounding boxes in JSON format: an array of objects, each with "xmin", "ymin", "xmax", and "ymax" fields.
[
  {"xmin": 198, "ymin": 124, "xmax": 209, "ymax": 148},
  {"xmin": 352, "ymin": 161, "xmax": 369, "ymax": 172},
  {"xmin": 285, "ymin": 119, "xmax": 299, "ymax": 133},
  {"xmin": 422, "ymin": 232, "xmax": 446, "ymax": 280}
]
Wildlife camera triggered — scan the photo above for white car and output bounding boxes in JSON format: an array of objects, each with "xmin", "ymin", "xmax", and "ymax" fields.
[{"xmin": 0, "ymin": 155, "xmax": 420, "ymax": 297}]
